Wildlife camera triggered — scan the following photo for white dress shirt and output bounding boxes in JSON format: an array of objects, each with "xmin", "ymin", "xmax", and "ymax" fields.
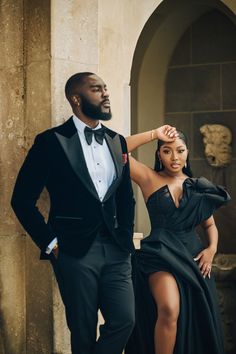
[{"xmin": 46, "ymin": 115, "xmax": 116, "ymax": 253}]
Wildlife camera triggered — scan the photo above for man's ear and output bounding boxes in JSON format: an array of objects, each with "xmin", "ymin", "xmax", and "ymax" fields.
[{"xmin": 71, "ymin": 95, "xmax": 80, "ymax": 105}]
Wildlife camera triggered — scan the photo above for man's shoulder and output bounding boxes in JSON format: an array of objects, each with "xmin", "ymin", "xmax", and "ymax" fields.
[
  {"xmin": 104, "ymin": 126, "xmax": 125, "ymax": 140},
  {"xmin": 104, "ymin": 126, "xmax": 127, "ymax": 152},
  {"xmin": 35, "ymin": 117, "xmax": 74, "ymax": 141}
]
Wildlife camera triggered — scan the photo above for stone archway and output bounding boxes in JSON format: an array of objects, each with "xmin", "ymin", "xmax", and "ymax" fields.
[
  {"xmin": 164, "ymin": 8, "xmax": 236, "ymax": 254},
  {"xmin": 130, "ymin": 0, "xmax": 236, "ymax": 235}
]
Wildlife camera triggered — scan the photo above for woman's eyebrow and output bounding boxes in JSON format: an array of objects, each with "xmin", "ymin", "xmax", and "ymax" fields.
[{"xmin": 162, "ymin": 145, "xmax": 185, "ymax": 149}]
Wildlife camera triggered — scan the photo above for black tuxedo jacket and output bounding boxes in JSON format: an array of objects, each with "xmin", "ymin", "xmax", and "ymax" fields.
[{"xmin": 11, "ymin": 117, "xmax": 135, "ymax": 258}]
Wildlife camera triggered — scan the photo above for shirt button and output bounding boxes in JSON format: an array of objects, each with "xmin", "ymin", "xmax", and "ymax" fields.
[
  {"xmin": 97, "ymin": 163, "xmax": 100, "ymax": 165},
  {"xmin": 101, "ymin": 203, "xmax": 104, "ymax": 207},
  {"xmin": 99, "ymin": 180, "xmax": 101, "ymax": 183}
]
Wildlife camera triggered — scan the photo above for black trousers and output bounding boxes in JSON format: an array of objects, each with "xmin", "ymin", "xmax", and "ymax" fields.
[{"xmin": 51, "ymin": 234, "xmax": 135, "ymax": 354}]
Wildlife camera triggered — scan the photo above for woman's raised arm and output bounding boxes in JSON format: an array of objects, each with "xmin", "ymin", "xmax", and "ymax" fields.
[{"xmin": 125, "ymin": 125, "xmax": 178, "ymax": 153}]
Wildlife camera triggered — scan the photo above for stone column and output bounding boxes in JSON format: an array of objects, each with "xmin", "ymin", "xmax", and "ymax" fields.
[
  {"xmin": 23, "ymin": 1, "xmax": 54, "ymax": 353},
  {"xmin": 0, "ymin": 0, "xmax": 53, "ymax": 353},
  {"xmin": 0, "ymin": 1, "xmax": 26, "ymax": 353}
]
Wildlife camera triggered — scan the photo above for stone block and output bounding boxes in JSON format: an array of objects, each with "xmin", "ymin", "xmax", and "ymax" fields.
[
  {"xmin": 169, "ymin": 29, "xmax": 191, "ymax": 66},
  {"xmin": 189, "ymin": 159, "xmax": 213, "ymax": 180},
  {"xmin": 215, "ymin": 204, "xmax": 236, "ymax": 254},
  {"xmin": 51, "ymin": 0, "xmax": 98, "ymax": 64},
  {"xmin": 0, "ymin": 66, "xmax": 25, "ymax": 236},
  {"xmin": 166, "ymin": 65, "xmax": 220, "ymax": 112},
  {"xmin": 25, "ymin": 237, "xmax": 53, "ymax": 354},
  {"xmin": 0, "ymin": 235, "xmax": 26, "ymax": 354},
  {"xmin": 0, "ymin": 0, "xmax": 23, "ymax": 69},
  {"xmin": 52, "ymin": 275, "xmax": 70, "ymax": 354},
  {"xmin": 222, "ymin": 63, "xmax": 236, "ymax": 109},
  {"xmin": 24, "ymin": 0, "xmax": 50, "ymax": 64},
  {"xmin": 192, "ymin": 10, "xmax": 236, "ymax": 64},
  {"xmin": 24, "ymin": 60, "xmax": 51, "ymax": 140}
]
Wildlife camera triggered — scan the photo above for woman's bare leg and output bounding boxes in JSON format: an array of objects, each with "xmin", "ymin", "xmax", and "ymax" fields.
[{"xmin": 149, "ymin": 271, "xmax": 180, "ymax": 354}]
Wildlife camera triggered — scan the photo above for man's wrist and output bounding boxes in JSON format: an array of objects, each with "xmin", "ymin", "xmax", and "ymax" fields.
[{"xmin": 45, "ymin": 237, "xmax": 58, "ymax": 254}]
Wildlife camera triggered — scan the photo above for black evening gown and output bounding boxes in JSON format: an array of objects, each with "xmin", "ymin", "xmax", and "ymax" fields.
[{"xmin": 125, "ymin": 177, "xmax": 231, "ymax": 354}]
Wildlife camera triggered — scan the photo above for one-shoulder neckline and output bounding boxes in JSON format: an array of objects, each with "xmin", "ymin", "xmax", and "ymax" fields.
[{"xmin": 146, "ymin": 177, "xmax": 192, "ymax": 209}]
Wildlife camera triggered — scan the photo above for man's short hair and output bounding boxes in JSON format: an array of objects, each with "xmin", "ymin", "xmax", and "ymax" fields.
[{"xmin": 65, "ymin": 72, "xmax": 94, "ymax": 101}]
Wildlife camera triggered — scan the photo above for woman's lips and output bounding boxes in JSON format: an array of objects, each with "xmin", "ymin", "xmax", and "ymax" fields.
[{"xmin": 170, "ymin": 163, "xmax": 180, "ymax": 168}]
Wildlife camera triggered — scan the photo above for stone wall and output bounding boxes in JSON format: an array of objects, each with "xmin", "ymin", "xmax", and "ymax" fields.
[
  {"xmin": 165, "ymin": 10, "xmax": 236, "ymax": 253},
  {"xmin": 0, "ymin": 1, "xmax": 53, "ymax": 353},
  {"xmin": 0, "ymin": 1, "xmax": 26, "ymax": 353}
]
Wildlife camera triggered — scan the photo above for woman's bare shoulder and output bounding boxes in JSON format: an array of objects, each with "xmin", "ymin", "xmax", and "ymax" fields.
[{"xmin": 138, "ymin": 169, "xmax": 167, "ymax": 199}]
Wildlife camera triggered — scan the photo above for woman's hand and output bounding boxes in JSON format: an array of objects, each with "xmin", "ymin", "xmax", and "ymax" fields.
[
  {"xmin": 126, "ymin": 124, "xmax": 178, "ymax": 153},
  {"xmin": 194, "ymin": 246, "xmax": 216, "ymax": 278},
  {"xmin": 156, "ymin": 125, "xmax": 178, "ymax": 142}
]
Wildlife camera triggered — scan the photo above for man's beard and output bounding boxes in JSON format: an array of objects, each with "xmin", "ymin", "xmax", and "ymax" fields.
[{"xmin": 80, "ymin": 95, "xmax": 112, "ymax": 121}]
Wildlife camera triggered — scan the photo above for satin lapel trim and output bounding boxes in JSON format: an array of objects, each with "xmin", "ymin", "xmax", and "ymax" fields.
[
  {"xmin": 55, "ymin": 132, "xmax": 100, "ymax": 201},
  {"xmin": 103, "ymin": 133, "xmax": 123, "ymax": 202}
]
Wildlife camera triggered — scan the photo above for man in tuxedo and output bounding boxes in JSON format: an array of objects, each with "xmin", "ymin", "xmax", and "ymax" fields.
[{"xmin": 11, "ymin": 72, "xmax": 136, "ymax": 354}]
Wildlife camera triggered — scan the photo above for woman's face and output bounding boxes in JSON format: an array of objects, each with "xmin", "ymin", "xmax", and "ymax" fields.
[{"xmin": 158, "ymin": 138, "xmax": 188, "ymax": 174}]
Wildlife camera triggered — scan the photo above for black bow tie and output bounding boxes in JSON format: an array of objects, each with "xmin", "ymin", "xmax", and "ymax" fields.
[{"xmin": 84, "ymin": 126, "xmax": 106, "ymax": 145}]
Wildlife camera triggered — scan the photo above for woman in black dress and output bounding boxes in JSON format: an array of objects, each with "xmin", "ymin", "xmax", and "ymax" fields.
[{"xmin": 125, "ymin": 126, "xmax": 230, "ymax": 354}]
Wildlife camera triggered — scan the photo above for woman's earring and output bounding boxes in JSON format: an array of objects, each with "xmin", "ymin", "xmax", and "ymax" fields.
[
  {"xmin": 159, "ymin": 160, "xmax": 162, "ymax": 169},
  {"xmin": 185, "ymin": 162, "xmax": 187, "ymax": 168}
]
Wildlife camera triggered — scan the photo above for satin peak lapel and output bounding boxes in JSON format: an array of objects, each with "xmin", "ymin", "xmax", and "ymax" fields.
[
  {"xmin": 54, "ymin": 131, "xmax": 100, "ymax": 201},
  {"xmin": 103, "ymin": 132, "xmax": 123, "ymax": 202}
]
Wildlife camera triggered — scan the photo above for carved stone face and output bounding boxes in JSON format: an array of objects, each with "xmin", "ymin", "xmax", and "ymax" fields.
[{"xmin": 200, "ymin": 124, "xmax": 232, "ymax": 167}]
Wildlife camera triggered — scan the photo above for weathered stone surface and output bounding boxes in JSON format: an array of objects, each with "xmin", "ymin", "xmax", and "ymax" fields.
[
  {"xmin": 24, "ymin": 0, "xmax": 50, "ymax": 63},
  {"xmin": 26, "ymin": 238, "xmax": 53, "ymax": 354},
  {"xmin": 52, "ymin": 276, "xmax": 71, "ymax": 354},
  {"xmin": 166, "ymin": 65, "xmax": 221, "ymax": 112},
  {"xmin": 169, "ymin": 28, "xmax": 191, "ymax": 66},
  {"xmin": 222, "ymin": 62, "xmax": 236, "ymax": 109},
  {"xmin": 192, "ymin": 10, "xmax": 236, "ymax": 63},
  {"xmin": 0, "ymin": 0, "xmax": 52, "ymax": 353},
  {"xmin": 51, "ymin": 0, "xmax": 98, "ymax": 64},
  {"xmin": 0, "ymin": 0, "xmax": 23, "ymax": 69},
  {"xmin": 0, "ymin": 66, "xmax": 25, "ymax": 236},
  {"xmin": 24, "ymin": 60, "xmax": 51, "ymax": 139},
  {"xmin": 213, "ymin": 254, "xmax": 236, "ymax": 354},
  {"xmin": 0, "ymin": 235, "xmax": 26, "ymax": 354},
  {"xmin": 165, "ymin": 9, "xmax": 236, "ymax": 255}
]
